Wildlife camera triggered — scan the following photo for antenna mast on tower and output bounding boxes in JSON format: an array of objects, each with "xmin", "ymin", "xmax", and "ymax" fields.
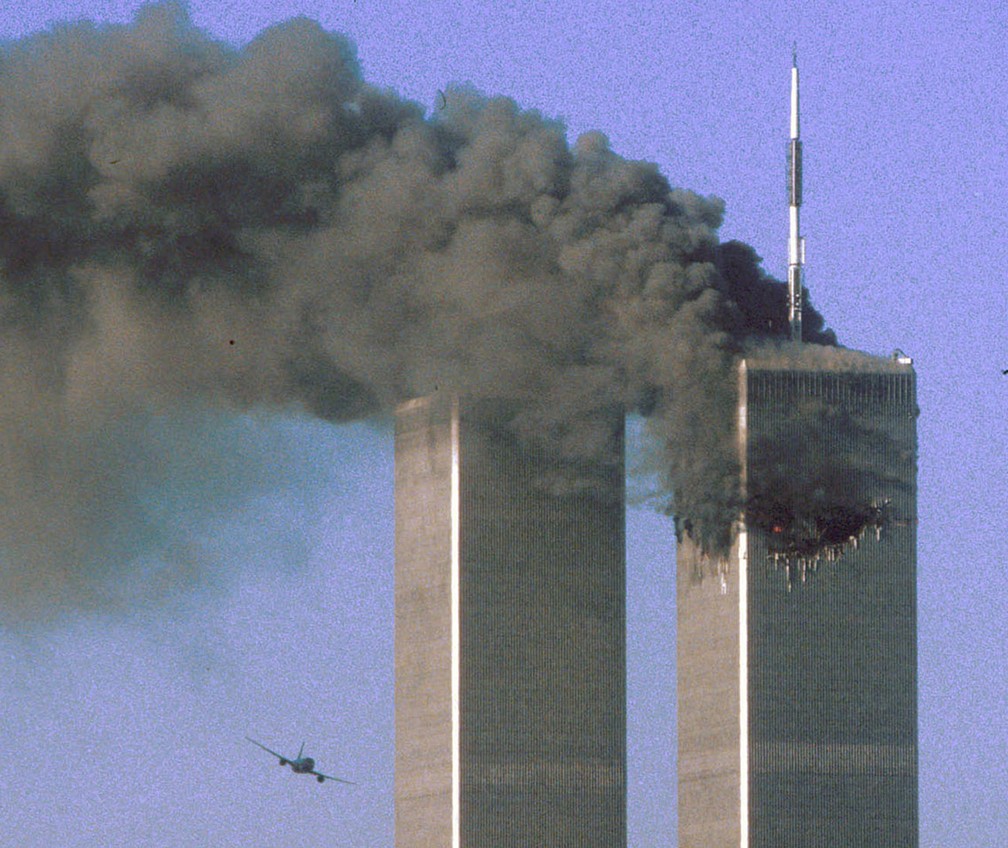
[{"xmin": 787, "ymin": 43, "xmax": 805, "ymax": 342}]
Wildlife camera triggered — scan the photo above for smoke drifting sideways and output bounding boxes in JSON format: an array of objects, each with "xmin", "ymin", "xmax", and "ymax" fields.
[{"xmin": 0, "ymin": 1, "xmax": 846, "ymax": 620}]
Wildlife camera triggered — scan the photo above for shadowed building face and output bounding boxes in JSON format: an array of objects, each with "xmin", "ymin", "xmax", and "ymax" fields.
[
  {"xmin": 678, "ymin": 358, "xmax": 918, "ymax": 848},
  {"xmin": 394, "ymin": 394, "xmax": 626, "ymax": 847}
]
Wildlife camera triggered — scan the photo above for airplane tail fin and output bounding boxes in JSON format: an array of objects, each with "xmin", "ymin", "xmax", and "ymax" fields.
[{"xmin": 298, "ymin": 741, "xmax": 305, "ymax": 760}]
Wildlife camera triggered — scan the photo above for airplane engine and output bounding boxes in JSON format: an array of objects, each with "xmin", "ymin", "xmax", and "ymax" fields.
[
  {"xmin": 279, "ymin": 759, "xmax": 286, "ymax": 766},
  {"xmin": 317, "ymin": 775, "xmax": 325, "ymax": 783}
]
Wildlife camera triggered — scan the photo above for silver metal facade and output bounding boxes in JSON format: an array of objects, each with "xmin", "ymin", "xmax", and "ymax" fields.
[
  {"xmin": 678, "ymin": 360, "xmax": 918, "ymax": 848},
  {"xmin": 395, "ymin": 394, "xmax": 626, "ymax": 848},
  {"xmin": 677, "ymin": 531, "xmax": 745, "ymax": 848},
  {"xmin": 395, "ymin": 395, "xmax": 455, "ymax": 848}
]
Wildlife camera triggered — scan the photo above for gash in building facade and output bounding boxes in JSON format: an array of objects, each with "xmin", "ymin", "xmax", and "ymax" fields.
[{"xmin": 677, "ymin": 356, "xmax": 918, "ymax": 848}]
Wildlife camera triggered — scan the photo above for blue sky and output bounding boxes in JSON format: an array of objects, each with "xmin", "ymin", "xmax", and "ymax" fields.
[{"xmin": 0, "ymin": 1, "xmax": 1005, "ymax": 846}]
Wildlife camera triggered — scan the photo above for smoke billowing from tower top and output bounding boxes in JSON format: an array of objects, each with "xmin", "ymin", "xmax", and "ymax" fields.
[{"xmin": 0, "ymin": 2, "xmax": 840, "ymax": 616}]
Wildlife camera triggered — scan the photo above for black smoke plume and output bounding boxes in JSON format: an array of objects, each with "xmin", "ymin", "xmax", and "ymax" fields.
[
  {"xmin": 1, "ymin": 2, "xmax": 846, "ymax": 615},
  {"xmin": 742, "ymin": 346, "xmax": 916, "ymax": 585}
]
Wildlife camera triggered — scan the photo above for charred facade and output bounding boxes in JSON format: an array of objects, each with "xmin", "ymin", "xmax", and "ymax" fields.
[
  {"xmin": 677, "ymin": 356, "xmax": 918, "ymax": 848},
  {"xmin": 394, "ymin": 394, "xmax": 626, "ymax": 847}
]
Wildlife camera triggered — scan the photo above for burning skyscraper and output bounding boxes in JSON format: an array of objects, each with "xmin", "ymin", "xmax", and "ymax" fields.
[
  {"xmin": 676, "ymin": 51, "xmax": 919, "ymax": 848},
  {"xmin": 0, "ymin": 15, "xmax": 918, "ymax": 845},
  {"xmin": 677, "ymin": 354, "xmax": 918, "ymax": 847},
  {"xmin": 394, "ymin": 394, "xmax": 626, "ymax": 847}
]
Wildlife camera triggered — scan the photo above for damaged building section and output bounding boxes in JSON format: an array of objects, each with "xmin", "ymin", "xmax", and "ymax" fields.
[
  {"xmin": 742, "ymin": 349, "xmax": 918, "ymax": 588},
  {"xmin": 677, "ymin": 349, "xmax": 919, "ymax": 847},
  {"xmin": 760, "ymin": 498, "xmax": 917, "ymax": 588},
  {"xmin": 675, "ymin": 344, "xmax": 918, "ymax": 588}
]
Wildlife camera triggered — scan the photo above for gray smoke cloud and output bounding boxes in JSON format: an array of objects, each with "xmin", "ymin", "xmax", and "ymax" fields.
[{"xmin": 0, "ymin": 2, "xmax": 844, "ymax": 617}]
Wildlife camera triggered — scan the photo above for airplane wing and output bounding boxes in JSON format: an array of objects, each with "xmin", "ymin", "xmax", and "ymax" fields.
[
  {"xmin": 311, "ymin": 769, "xmax": 357, "ymax": 785},
  {"xmin": 245, "ymin": 736, "xmax": 288, "ymax": 762}
]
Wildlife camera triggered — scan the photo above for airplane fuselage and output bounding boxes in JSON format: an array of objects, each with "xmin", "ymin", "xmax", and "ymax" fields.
[
  {"xmin": 246, "ymin": 736, "xmax": 348, "ymax": 784},
  {"xmin": 289, "ymin": 757, "xmax": 315, "ymax": 774}
]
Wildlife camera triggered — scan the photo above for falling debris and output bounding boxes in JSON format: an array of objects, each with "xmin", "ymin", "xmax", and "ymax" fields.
[{"xmin": 754, "ymin": 500, "xmax": 890, "ymax": 560}]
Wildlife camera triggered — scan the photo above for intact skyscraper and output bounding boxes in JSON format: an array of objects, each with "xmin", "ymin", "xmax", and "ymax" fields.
[
  {"xmin": 677, "ymin": 51, "xmax": 919, "ymax": 847},
  {"xmin": 394, "ymin": 394, "xmax": 626, "ymax": 847}
]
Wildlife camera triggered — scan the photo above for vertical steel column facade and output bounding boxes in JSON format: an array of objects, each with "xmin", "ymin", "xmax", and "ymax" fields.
[
  {"xmin": 678, "ymin": 359, "xmax": 918, "ymax": 848},
  {"xmin": 395, "ymin": 394, "xmax": 626, "ymax": 847}
]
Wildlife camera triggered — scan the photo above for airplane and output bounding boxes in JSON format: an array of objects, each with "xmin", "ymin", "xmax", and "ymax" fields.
[{"xmin": 245, "ymin": 736, "xmax": 356, "ymax": 785}]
